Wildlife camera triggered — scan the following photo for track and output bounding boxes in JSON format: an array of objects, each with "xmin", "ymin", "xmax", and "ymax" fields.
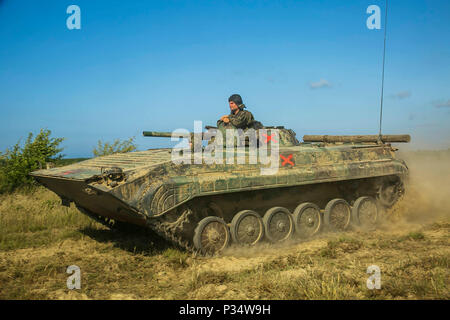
[{"xmin": 77, "ymin": 175, "xmax": 404, "ymax": 255}]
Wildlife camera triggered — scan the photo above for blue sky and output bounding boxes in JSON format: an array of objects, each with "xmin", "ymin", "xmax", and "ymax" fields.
[{"xmin": 0, "ymin": 0, "xmax": 449, "ymax": 157}]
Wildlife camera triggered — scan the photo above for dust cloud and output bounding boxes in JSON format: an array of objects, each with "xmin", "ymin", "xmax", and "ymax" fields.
[{"xmin": 390, "ymin": 150, "xmax": 450, "ymax": 223}]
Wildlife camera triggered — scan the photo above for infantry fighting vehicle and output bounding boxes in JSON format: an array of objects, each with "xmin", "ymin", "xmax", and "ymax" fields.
[{"xmin": 30, "ymin": 127, "xmax": 410, "ymax": 254}]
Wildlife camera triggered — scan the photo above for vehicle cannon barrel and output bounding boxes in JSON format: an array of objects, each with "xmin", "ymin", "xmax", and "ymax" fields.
[
  {"xmin": 143, "ymin": 131, "xmax": 208, "ymax": 140},
  {"xmin": 302, "ymin": 134, "xmax": 411, "ymax": 143},
  {"xmin": 143, "ymin": 131, "xmax": 182, "ymax": 138}
]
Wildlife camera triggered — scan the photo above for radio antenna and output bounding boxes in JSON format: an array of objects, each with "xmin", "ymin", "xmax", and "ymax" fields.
[{"xmin": 378, "ymin": 0, "xmax": 389, "ymax": 139}]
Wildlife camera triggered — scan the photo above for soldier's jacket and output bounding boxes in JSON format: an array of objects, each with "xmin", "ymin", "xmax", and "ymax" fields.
[{"xmin": 217, "ymin": 109, "xmax": 255, "ymax": 129}]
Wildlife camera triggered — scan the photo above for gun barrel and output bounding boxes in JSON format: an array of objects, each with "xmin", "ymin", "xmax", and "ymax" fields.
[
  {"xmin": 142, "ymin": 131, "xmax": 182, "ymax": 138},
  {"xmin": 303, "ymin": 134, "xmax": 411, "ymax": 143},
  {"xmin": 142, "ymin": 131, "xmax": 208, "ymax": 140}
]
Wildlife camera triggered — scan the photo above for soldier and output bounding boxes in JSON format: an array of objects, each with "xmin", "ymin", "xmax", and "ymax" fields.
[{"xmin": 217, "ymin": 94, "xmax": 257, "ymax": 130}]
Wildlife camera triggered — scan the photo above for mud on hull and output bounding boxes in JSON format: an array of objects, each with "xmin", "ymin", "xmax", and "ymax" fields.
[{"xmin": 34, "ymin": 173, "xmax": 405, "ymax": 253}]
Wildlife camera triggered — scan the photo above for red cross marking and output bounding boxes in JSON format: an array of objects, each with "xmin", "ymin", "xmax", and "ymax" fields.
[
  {"xmin": 280, "ymin": 154, "xmax": 294, "ymax": 166},
  {"xmin": 262, "ymin": 133, "xmax": 278, "ymax": 143}
]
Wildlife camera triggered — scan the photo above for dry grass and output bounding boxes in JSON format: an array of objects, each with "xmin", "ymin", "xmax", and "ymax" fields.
[
  {"xmin": 0, "ymin": 187, "xmax": 448, "ymax": 300},
  {"xmin": 0, "ymin": 151, "xmax": 449, "ymax": 300}
]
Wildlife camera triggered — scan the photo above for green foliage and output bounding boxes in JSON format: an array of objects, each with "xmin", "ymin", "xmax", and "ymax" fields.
[
  {"xmin": 92, "ymin": 137, "xmax": 137, "ymax": 157},
  {"xmin": 399, "ymin": 231, "xmax": 425, "ymax": 241},
  {"xmin": 0, "ymin": 129, "xmax": 64, "ymax": 193}
]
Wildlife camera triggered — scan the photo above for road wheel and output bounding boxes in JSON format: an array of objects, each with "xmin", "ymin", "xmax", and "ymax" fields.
[
  {"xmin": 263, "ymin": 207, "xmax": 294, "ymax": 243},
  {"xmin": 230, "ymin": 210, "xmax": 264, "ymax": 246},
  {"xmin": 352, "ymin": 196, "xmax": 379, "ymax": 227},
  {"xmin": 324, "ymin": 199, "xmax": 351, "ymax": 231},
  {"xmin": 292, "ymin": 202, "xmax": 322, "ymax": 238},
  {"xmin": 193, "ymin": 216, "xmax": 230, "ymax": 254}
]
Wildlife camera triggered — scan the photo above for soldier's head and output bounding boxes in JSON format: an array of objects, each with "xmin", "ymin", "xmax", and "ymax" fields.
[{"xmin": 228, "ymin": 94, "xmax": 243, "ymax": 113}]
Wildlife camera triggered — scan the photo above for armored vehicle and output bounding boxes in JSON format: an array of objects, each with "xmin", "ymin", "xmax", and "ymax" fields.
[{"xmin": 31, "ymin": 127, "xmax": 410, "ymax": 254}]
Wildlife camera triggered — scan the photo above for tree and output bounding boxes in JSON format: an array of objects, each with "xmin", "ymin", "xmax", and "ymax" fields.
[
  {"xmin": 0, "ymin": 129, "xmax": 64, "ymax": 193},
  {"xmin": 92, "ymin": 137, "xmax": 137, "ymax": 157}
]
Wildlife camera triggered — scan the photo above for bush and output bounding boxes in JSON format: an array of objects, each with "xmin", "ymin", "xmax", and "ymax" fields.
[
  {"xmin": 0, "ymin": 129, "xmax": 64, "ymax": 193},
  {"xmin": 92, "ymin": 137, "xmax": 137, "ymax": 157}
]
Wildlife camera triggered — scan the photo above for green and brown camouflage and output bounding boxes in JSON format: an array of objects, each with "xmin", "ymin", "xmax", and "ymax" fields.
[
  {"xmin": 30, "ymin": 127, "xmax": 410, "ymax": 252},
  {"xmin": 217, "ymin": 109, "xmax": 255, "ymax": 129}
]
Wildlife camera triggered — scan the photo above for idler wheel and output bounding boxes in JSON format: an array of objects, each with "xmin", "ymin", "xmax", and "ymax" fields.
[
  {"xmin": 263, "ymin": 207, "xmax": 294, "ymax": 243},
  {"xmin": 193, "ymin": 216, "xmax": 230, "ymax": 254},
  {"xmin": 352, "ymin": 196, "xmax": 379, "ymax": 227},
  {"xmin": 230, "ymin": 210, "xmax": 265, "ymax": 246},
  {"xmin": 292, "ymin": 202, "xmax": 322, "ymax": 238},
  {"xmin": 324, "ymin": 199, "xmax": 351, "ymax": 231},
  {"xmin": 377, "ymin": 180, "xmax": 404, "ymax": 207}
]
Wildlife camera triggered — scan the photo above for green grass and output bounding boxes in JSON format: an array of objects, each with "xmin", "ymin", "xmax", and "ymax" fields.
[{"xmin": 398, "ymin": 231, "xmax": 426, "ymax": 242}]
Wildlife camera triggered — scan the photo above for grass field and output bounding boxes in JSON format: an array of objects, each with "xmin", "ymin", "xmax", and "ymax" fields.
[{"xmin": 0, "ymin": 152, "xmax": 449, "ymax": 300}]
